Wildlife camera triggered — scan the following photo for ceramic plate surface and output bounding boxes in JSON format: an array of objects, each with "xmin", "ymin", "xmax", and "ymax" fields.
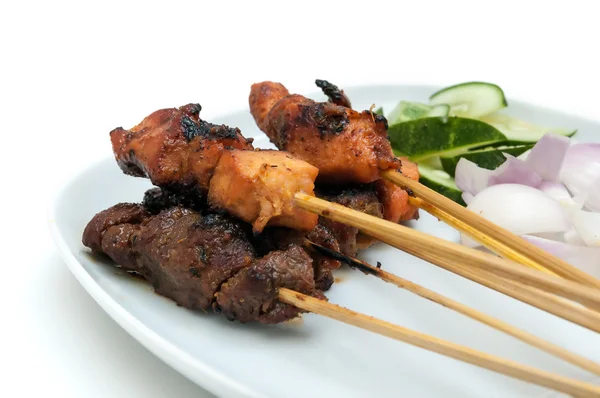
[{"xmin": 49, "ymin": 85, "xmax": 600, "ymax": 398}]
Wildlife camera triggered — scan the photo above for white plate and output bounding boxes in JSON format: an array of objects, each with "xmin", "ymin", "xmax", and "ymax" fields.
[{"xmin": 49, "ymin": 85, "xmax": 600, "ymax": 398}]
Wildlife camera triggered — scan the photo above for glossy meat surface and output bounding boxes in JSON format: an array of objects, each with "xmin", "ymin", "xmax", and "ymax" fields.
[
  {"xmin": 209, "ymin": 149, "xmax": 319, "ymax": 232},
  {"xmin": 83, "ymin": 204, "xmax": 320, "ymax": 323},
  {"xmin": 376, "ymin": 157, "xmax": 420, "ymax": 223},
  {"xmin": 316, "ymin": 185, "xmax": 383, "ymax": 256},
  {"xmin": 110, "ymin": 103, "xmax": 254, "ymax": 192},
  {"xmin": 249, "ymin": 81, "xmax": 401, "ymax": 184}
]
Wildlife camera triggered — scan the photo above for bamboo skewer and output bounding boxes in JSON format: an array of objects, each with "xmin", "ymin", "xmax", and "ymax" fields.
[
  {"xmin": 353, "ymin": 216, "xmax": 600, "ymax": 333},
  {"xmin": 306, "ymin": 240, "xmax": 600, "ymax": 375},
  {"xmin": 293, "ymin": 193, "xmax": 600, "ymax": 309},
  {"xmin": 384, "ymin": 170, "xmax": 600, "ymax": 289},
  {"xmin": 407, "ymin": 196, "xmax": 559, "ymax": 277},
  {"xmin": 278, "ymin": 288, "xmax": 600, "ymax": 397}
]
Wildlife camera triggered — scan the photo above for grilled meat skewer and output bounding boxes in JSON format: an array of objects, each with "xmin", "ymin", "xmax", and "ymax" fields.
[
  {"xmin": 110, "ymin": 104, "xmax": 320, "ymax": 233},
  {"xmin": 82, "ymin": 203, "xmax": 324, "ymax": 323},
  {"xmin": 249, "ymin": 81, "xmax": 420, "ymax": 223}
]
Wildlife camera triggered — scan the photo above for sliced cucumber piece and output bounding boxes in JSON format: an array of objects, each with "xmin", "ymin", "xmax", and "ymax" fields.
[
  {"xmin": 481, "ymin": 113, "xmax": 577, "ymax": 144},
  {"xmin": 430, "ymin": 82, "xmax": 507, "ymax": 118},
  {"xmin": 387, "ymin": 101, "xmax": 449, "ymax": 124},
  {"xmin": 374, "ymin": 106, "xmax": 384, "ymax": 116},
  {"xmin": 440, "ymin": 144, "xmax": 534, "ymax": 176},
  {"xmin": 388, "ymin": 116, "xmax": 507, "ymax": 161},
  {"xmin": 418, "ymin": 164, "xmax": 465, "ymax": 205}
]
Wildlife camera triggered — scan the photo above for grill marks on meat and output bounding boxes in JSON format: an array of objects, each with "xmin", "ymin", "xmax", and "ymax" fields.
[
  {"xmin": 110, "ymin": 103, "xmax": 254, "ymax": 193},
  {"xmin": 82, "ymin": 204, "xmax": 320, "ymax": 323},
  {"xmin": 216, "ymin": 245, "xmax": 316, "ymax": 323},
  {"xmin": 315, "ymin": 79, "xmax": 352, "ymax": 108},
  {"xmin": 255, "ymin": 225, "xmax": 341, "ymax": 291},
  {"xmin": 316, "ymin": 185, "xmax": 384, "ymax": 256},
  {"xmin": 249, "ymin": 81, "xmax": 401, "ymax": 184}
]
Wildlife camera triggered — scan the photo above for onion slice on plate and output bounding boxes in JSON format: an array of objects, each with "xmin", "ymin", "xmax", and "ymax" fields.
[
  {"xmin": 460, "ymin": 184, "xmax": 570, "ymax": 247},
  {"xmin": 525, "ymin": 133, "xmax": 570, "ymax": 181},
  {"xmin": 560, "ymin": 143, "xmax": 600, "ymax": 212},
  {"xmin": 455, "ymin": 156, "xmax": 541, "ymax": 196},
  {"xmin": 522, "ymin": 235, "xmax": 600, "ymax": 277},
  {"xmin": 538, "ymin": 181, "xmax": 581, "ymax": 210},
  {"xmin": 570, "ymin": 209, "xmax": 600, "ymax": 247}
]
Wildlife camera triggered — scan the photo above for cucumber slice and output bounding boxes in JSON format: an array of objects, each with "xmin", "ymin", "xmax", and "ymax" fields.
[
  {"xmin": 388, "ymin": 116, "xmax": 507, "ymax": 161},
  {"xmin": 418, "ymin": 164, "xmax": 465, "ymax": 205},
  {"xmin": 374, "ymin": 106, "xmax": 384, "ymax": 116},
  {"xmin": 387, "ymin": 101, "xmax": 450, "ymax": 124},
  {"xmin": 480, "ymin": 113, "xmax": 577, "ymax": 143},
  {"xmin": 440, "ymin": 144, "xmax": 534, "ymax": 176},
  {"xmin": 430, "ymin": 82, "xmax": 507, "ymax": 118}
]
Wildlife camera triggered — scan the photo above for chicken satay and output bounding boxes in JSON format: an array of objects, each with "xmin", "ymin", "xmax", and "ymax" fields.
[
  {"xmin": 83, "ymin": 204, "xmax": 321, "ymax": 323},
  {"xmin": 110, "ymin": 103, "xmax": 254, "ymax": 193},
  {"xmin": 376, "ymin": 157, "xmax": 421, "ymax": 223},
  {"xmin": 208, "ymin": 149, "xmax": 319, "ymax": 233},
  {"xmin": 249, "ymin": 81, "xmax": 401, "ymax": 185}
]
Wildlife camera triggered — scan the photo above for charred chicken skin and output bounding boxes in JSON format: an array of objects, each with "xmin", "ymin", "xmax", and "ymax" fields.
[
  {"xmin": 110, "ymin": 103, "xmax": 254, "ymax": 193},
  {"xmin": 110, "ymin": 104, "xmax": 319, "ymax": 233},
  {"xmin": 249, "ymin": 81, "xmax": 420, "ymax": 222},
  {"xmin": 249, "ymin": 81, "xmax": 402, "ymax": 185}
]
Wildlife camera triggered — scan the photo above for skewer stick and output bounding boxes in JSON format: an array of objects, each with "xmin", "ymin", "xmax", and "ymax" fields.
[
  {"xmin": 306, "ymin": 240, "xmax": 600, "ymax": 375},
  {"xmin": 293, "ymin": 193, "xmax": 600, "ymax": 310},
  {"xmin": 384, "ymin": 170, "xmax": 600, "ymax": 289},
  {"xmin": 278, "ymin": 288, "xmax": 600, "ymax": 397},
  {"xmin": 353, "ymin": 220, "xmax": 600, "ymax": 333},
  {"xmin": 407, "ymin": 196, "xmax": 559, "ymax": 277}
]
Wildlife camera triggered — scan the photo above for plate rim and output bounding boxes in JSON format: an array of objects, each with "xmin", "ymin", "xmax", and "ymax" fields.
[{"xmin": 47, "ymin": 83, "xmax": 600, "ymax": 398}]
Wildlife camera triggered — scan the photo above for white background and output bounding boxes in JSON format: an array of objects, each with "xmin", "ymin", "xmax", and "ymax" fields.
[{"xmin": 1, "ymin": 1, "xmax": 600, "ymax": 396}]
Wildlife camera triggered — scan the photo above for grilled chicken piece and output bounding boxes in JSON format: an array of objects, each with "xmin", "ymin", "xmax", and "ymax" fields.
[
  {"xmin": 376, "ymin": 157, "xmax": 420, "ymax": 223},
  {"xmin": 249, "ymin": 81, "xmax": 401, "ymax": 185},
  {"xmin": 209, "ymin": 149, "xmax": 319, "ymax": 233},
  {"xmin": 83, "ymin": 204, "xmax": 321, "ymax": 323},
  {"xmin": 110, "ymin": 103, "xmax": 254, "ymax": 193}
]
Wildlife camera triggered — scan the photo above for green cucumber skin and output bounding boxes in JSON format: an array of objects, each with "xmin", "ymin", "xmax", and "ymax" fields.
[
  {"xmin": 388, "ymin": 116, "xmax": 507, "ymax": 159},
  {"xmin": 374, "ymin": 107, "xmax": 384, "ymax": 116},
  {"xmin": 430, "ymin": 82, "xmax": 508, "ymax": 107},
  {"xmin": 440, "ymin": 144, "xmax": 534, "ymax": 177}
]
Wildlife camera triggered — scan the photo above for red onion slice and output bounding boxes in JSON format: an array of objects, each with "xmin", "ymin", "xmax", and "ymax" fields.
[
  {"xmin": 523, "ymin": 235, "xmax": 600, "ymax": 277},
  {"xmin": 455, "ymin": 155, "xmax": 542, "ymax": 196},
  {"xmin": 525, "ymin": 133, "xmax": 570, "ymax": 181},
  {"xmin": 461, "ymin": 184, "xmax": 571, "ymax": 247},
  {"xmin": 560, "ymin": 143, "xmax": 600, "ymax": 212}
]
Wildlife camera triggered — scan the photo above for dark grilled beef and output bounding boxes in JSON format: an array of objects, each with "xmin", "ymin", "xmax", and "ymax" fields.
[
  {"xmin": 83, "ymin": 204, "xmax": 320, "ymax": 323},
  {"xmin": 316, "ymin": 184, "xmax": 383, "ymax": 256}
]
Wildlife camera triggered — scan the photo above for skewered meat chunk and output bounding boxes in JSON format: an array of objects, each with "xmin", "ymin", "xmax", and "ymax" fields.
[
  {"xmin": 208, "ymin": 149, "xmax": 319, "ymax": 233},
  {"xmin": 316, "ymin": 185, "xmax": 384, "ymax": 256},
  {"xmin": 110, "ymin": 103, "xmax": 254, "ymax": 193},
  {"xmin": 83, "ymin": 204, "xmax": 320, "ymax": 323},
  {"xmin": 256, "ymin": 224, "xmax": 342, "ymax": 291},
  {"xmin": 216, "ymin": 245, "xmax": 316, "ymax": 323},
  {"xmin": 140, "ymin": 187, "xmax": 340, "ymax": 291},
  {"xmin": 249, "ymin": 81, "xmax": 402, "ymax": 184},
  {"xmin": 376, "ymin": 157, "xmax": 420, "ymax": 223},
  {"xmin": 82, "ymin": 203, "xmax": 149, "ymax": 253}
]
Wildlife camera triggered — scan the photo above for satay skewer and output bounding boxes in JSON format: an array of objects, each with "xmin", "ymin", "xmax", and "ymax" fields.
[
  {"xmin": 293, "ymin": 193, "xmax": 600, "ymax": 310},
  {"xmin": 306, "ymin": 240, "xmax": 600, "ymax": 375},
  {"xmin": 278, "ymin": 288, "xmax": 600, "ymax": 397},
  {"xmin": 385, "ymin": 170, "xmax": 600, "ymax": 289}
]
